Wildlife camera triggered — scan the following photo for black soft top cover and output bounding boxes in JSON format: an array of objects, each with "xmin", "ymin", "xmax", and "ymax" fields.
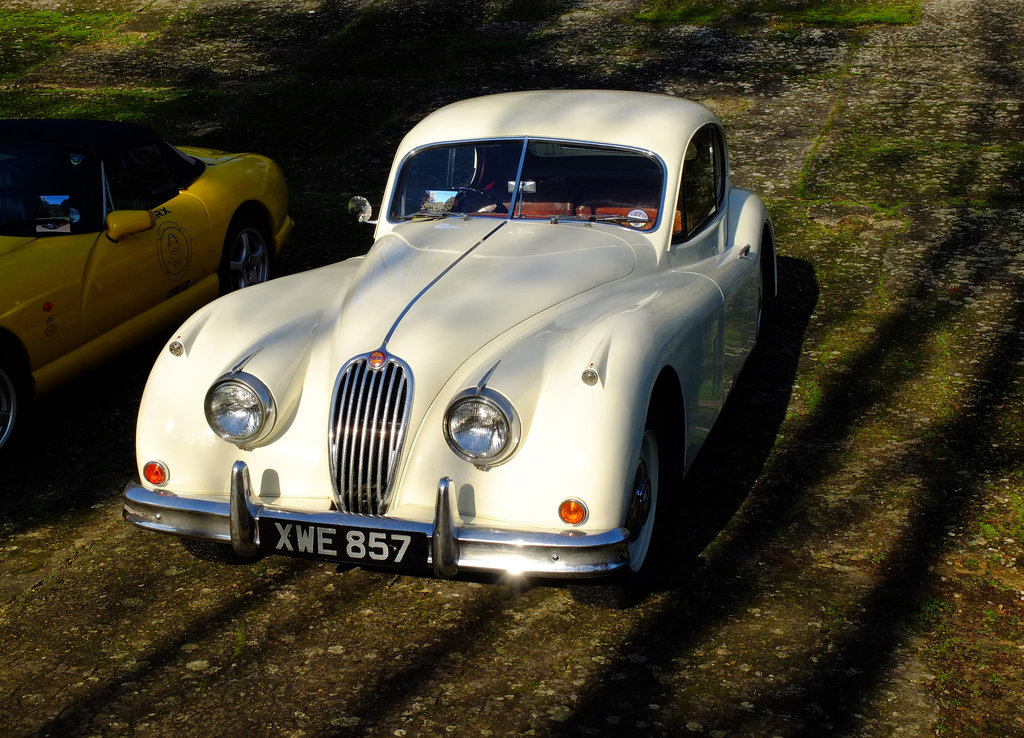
[{"xmin": 0, "ymin": 119, "xmax": 204, "ymax": 186}]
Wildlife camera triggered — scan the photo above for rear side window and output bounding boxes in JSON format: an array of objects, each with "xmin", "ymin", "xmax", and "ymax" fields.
[
  {"xmin": 0, "ymin": 145, "xmax": 100, "ymax": 236},
  {"xmin": 674, "ymin": 125, "xmax": 725, "ymax": 242}
]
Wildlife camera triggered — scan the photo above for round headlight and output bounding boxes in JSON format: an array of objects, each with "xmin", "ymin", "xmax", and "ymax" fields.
[
  {"xmin": 205, "ymin": 372, "xmax": 275, "ymax": 446},
  {"xmin": 444, "ymin": 388, "xmax": 520, "ymax": 467}
]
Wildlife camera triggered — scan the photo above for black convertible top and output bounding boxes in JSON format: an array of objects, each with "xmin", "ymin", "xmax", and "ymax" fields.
[
  {"xmin": 0, "ymin": 119, "xmax": 206, "ymax": 235},
  {"xmin": 0, "ymin": 119, "xmax": 162, "ymax": 156}
]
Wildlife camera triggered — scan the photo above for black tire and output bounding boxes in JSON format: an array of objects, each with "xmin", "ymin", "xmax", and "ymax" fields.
[
  {"xmin": 181, "ymin": 537, "xmax": 262, "ymax": 565},
  {"xmin": 756, "ymin": 232, "xmax": 775, "ymax": 340},
  {"xmin": 0, "ymin": 354, "xmax": 29, "ymax": 458},
  {"xmin": 624, "ymin": 425, "xmax": 660, "ymax": 576},
  {"xmin": 219, "ymin": 211, "xmax": 272, "ymax": 293}
]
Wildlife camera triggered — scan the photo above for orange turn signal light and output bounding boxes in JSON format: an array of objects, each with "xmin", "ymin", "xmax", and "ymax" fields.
[
  {"xmin": 558, "ymin": 499, "xmax": 587, "ymax": 526},
  {"xmin": 143, "ymin": 461, "xmax": 169, "ymax": 486}
]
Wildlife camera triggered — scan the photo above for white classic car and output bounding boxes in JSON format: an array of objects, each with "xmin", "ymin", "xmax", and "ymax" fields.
[{"xmin": 123, "ymin": 90, "xmax": 776, "ymax": 584}]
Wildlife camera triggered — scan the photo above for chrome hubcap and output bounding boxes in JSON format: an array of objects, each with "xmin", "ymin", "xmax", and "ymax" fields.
[
  {"xmin": 625, "ymin": 429, "xmax": 658, "ymax": 572},
  {"xmin": 229, "ymin": 227, "xmax": 269, "ymax": 289},
  {"xmin": 0, "ymin": 368, "xmax": 16, "ymax": 449},
  {"xmin": 626, "ymin": 459, "xmax": 652, "ymax": 542}
]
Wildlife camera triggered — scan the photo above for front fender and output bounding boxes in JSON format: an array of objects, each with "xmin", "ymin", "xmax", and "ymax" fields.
[{"xmin": 390, "ymin": 271, "xmax": 717, "ymax": 533}]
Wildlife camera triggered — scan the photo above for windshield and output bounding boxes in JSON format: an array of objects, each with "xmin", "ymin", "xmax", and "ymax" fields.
[
  {"xmin": 0, "ymin": 144, "xmax": 100, "ymax": 237},
  {"xmin": 389, "ymin": 139, "xmax": 664, "ymax": 231}
]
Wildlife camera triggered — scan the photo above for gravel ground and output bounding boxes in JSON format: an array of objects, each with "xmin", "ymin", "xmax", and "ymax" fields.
[{"xmin": 1, "ymin": 1, "xmax": 1022, "ymax": 736}]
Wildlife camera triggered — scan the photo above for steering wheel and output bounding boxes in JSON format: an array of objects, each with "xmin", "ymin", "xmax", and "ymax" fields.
[{"xmin": 454, "ymin": 185, "xmax": 507, "ymax": 214}]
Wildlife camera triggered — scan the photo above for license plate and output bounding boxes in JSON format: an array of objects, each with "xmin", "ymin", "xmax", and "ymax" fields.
[{"xmin": 258, "ymin": 519, "xmax": 428, "ymax": 568}]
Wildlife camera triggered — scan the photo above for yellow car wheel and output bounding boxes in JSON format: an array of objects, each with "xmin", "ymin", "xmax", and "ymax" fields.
[
  {"xmin": 0, "ymin": 359, "xmax": 25, "ymax": 454},
  {"xmin": 220, "ymin": 212, "xmax": 272, "ymax": 293}
]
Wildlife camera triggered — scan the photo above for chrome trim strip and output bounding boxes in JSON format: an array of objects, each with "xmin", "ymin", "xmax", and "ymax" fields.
[
  {"xmin": 381, "ymin": 220, "xmax": 506, "ymax": 348},
  {"xmin": 508, "ymin": 139, "xmax": 529, "ymax": 217},
  {"xmin": 123, "ymin": 477, "xmax": 629, "ymax": 578}
]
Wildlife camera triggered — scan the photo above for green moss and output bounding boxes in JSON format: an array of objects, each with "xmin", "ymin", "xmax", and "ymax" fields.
[
  {"xmin": 0, "ymin": 10, "xmax": 128, "ymax": 79},
  {"xmin": 636, "ymin": 1, "xmax": 921, "ymax": 27}
]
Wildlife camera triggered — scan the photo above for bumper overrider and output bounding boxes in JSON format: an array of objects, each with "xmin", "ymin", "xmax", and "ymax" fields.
[{"xmin": 122, "ymin": 461, "xmax": 630, "ymax": 579}]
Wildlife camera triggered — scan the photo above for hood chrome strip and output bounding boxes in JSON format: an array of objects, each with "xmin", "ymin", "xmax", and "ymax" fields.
[{"xmin": 380, "ymin": 219, "xmax": 507, "ymax": 348}]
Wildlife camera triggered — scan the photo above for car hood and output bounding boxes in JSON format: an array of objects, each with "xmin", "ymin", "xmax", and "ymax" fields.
[
  {"xmin": 178, "ymin": 146, "xmax": 248, "ymax": 166},
  {"xmin": 333, "ymin": 218, "xmax": 636, "ymax": 357}
]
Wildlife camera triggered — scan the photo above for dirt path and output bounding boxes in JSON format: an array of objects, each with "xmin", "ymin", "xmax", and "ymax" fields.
[{"xmin": 1, "ymin": 1, "xmax": 1022, "ymax": 735}]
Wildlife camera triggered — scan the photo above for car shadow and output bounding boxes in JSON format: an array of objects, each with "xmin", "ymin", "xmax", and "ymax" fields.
[
  {"xmin": 0, "ymin": 336, "xmax": 162, "ymax": 528},
  {"xmin": 657, "ymin": 254, "xmax": 819, "ymax": 585}
]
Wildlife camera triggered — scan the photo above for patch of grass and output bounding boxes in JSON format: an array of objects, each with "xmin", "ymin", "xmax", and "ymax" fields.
[
  {"xmin": 0, "ymin": 87, "xmax": 227, "ymax": 138},
  {"xmin": 491, "ymin": 0, "xmax": 569, "ymax": 22},
  {"xmin": 0, "ymin": 10, "xmax": 128, "ymax": 79},
  {"xmin": 919, "ymin": 580, "xmax": 1024, "ymax": 735},
  {"xmin": 903, "ymin": 594, "xmax": 951, "ymax": 634},
  {"xmin": 636, "ymin": 0, "xmax": 725, "ymax": 25},
  {"xmin": 636, "ymin": 1, "xmax": 921, "ymax": 27},
  {"xmin": 231, "ymin": 624, "xmax": 247, "ymax": 662}
]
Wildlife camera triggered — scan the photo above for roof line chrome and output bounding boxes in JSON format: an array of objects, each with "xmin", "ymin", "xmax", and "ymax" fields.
[{"xmin": 381, "ymin": 220, "xmax": 507, "ymax": 349}]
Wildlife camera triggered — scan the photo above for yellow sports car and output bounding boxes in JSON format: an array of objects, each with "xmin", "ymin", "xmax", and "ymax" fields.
[{"xmin": 0, "ymin": 119, "xmax": 292, "ymax": 453}]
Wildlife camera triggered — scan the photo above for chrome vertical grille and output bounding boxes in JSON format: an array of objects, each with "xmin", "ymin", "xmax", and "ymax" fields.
[{"xmin": 329, "ymin": 354, "xmax": 411, "ymax": 515}]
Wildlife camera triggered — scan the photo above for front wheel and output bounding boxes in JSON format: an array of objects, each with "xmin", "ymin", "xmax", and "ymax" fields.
[
  {"xmin": 571, "ymin": 418, "xmax": 663, "ymax": 608},
  {"xmin": 625, "ymin": 428, "xmax": 660, "ymax": 574},
  {"xmin": 220, "ymin": 214, "xmax": 272, "ymax": 293}
]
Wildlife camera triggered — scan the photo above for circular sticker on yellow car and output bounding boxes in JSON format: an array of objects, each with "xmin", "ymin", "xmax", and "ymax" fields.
[{"xmin": 157, "ymin": 222, "xmax": 192, "ymax": 281}]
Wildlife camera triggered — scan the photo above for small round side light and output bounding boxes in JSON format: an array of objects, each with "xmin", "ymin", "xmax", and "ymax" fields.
[
  {"xmin": 581, "ymin": 367, "xmax": 599, "ymax": 386},
  {"xmin": 558, "ymin": 499, "xmax": 587, "ymax": 526},
  {"xmin": 143, "ymin": 460, "xmax": 169, "ymax": 486},
  {"xmin": 168, "ymin": 341, "xmax": 184, "ymax": 357}
]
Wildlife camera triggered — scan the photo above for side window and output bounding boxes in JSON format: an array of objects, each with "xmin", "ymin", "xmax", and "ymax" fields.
[
  {"xmin": 104, "ymin": 144, "xmax": 179, "ymax": 212},
  {"xmin": 673, "ymin": 125, "xmax": 725, "ymax": 243}
]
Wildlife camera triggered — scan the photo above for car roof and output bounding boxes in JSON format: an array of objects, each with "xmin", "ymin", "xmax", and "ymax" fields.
[
  {"xmin": 0, "ymin": 119, "xmax": 161, "ymax": 155},
  {"xmin": 395, "ymin": 90, "xmax": 721, "ymax": 168}
]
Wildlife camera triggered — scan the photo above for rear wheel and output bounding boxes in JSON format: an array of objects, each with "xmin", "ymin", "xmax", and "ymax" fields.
[
  {"xmin": 220, "ymin": 213, "xmax": 272, "ymax": 293},
  {"xmin": 756, "ymin": 233, "xmax": 775, "ymax": 340}
]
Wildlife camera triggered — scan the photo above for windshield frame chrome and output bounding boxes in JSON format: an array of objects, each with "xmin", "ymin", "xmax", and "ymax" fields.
[{"xmin": 386, "ymin": 136, "xmax": 668, "ymax": 231}]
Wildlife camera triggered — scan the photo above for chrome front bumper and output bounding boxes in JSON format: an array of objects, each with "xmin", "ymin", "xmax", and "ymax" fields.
[{"xmin": 123, "ymin": 461, "xmax": 629, "ymax": 579}]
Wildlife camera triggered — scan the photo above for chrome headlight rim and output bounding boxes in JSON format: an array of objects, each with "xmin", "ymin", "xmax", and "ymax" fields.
[
  {"xmin": 204, "ymin": 371, "xmax": 277, "ymax": 448},
  {"xmin": 443, "ymin": 387, "xmax": 521, "ymax": 468}
]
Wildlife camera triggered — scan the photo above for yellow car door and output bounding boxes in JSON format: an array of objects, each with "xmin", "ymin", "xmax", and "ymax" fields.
[
  {"xmin": 79, "ymin": 143, "xmax": 213, "ymax": 362},
  {"xmin": 0, "ymin": 143, "xmax": 100, "ymax": 379}
]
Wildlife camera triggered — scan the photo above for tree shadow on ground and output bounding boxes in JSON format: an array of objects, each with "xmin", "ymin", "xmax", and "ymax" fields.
[{"xmin": 552, "ymin": 9, "xmax": 1024, "ymax": 735}]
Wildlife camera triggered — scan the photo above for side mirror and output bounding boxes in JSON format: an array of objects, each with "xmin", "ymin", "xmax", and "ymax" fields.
[
  {"xmin": 106, "ymin": 210, "xmax": 156, "ymax": 242},
  {"xmin": 348, "ymin": 196, "xmax": 375, "ymax": 224}
]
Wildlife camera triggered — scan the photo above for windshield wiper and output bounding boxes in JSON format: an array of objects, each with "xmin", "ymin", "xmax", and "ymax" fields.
[
  {"xmin": 407, "ymin": 210, "xmax": 471, "ymax": 222},
  {"xmin": 547, "ymin": 213, "xmax": 650, "ymax": 226}
]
